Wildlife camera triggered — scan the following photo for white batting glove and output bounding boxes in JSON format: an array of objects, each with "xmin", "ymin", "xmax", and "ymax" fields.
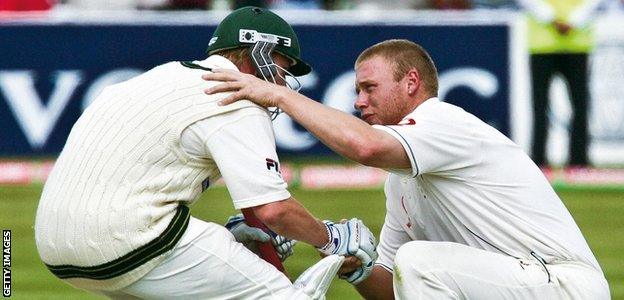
[
  {"xmin": 317, "ymin": 218, "xmax": 378, "ymax": 285},
  {"xmin": 271, "ymin": 233, "xmax": 297, "ymax": 262},
  {"xmin": 225, "ymin": 214, "xmax": 296, "ymax": 261},
  {"xmin": 225, "ymin": 214, "xmax": 270, "ymax": 243}
]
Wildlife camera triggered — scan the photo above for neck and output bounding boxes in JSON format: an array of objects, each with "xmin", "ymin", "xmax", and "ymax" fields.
[{"xmin": 409, "ymin": 92, "xmax": 433, "ymax": 111}]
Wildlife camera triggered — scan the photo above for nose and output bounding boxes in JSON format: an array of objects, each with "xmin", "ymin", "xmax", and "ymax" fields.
[{"xmin": 354, "ymin": 93, "xmax": 368, "ymax": 111}]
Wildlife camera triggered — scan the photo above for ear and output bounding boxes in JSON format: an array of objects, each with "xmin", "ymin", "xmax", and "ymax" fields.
[
  {"xmin": 405, "ymin": 68, "xmax": 421, "ymax": 96},
  {"xmin": 238, "ymin": 56, "xmax": 257, "ymax": 75}
]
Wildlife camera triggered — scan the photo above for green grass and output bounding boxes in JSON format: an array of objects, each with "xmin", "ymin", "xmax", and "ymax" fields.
[{"xmin": 0, "ymin": 185, "xmax": 622, "ymax": 299}]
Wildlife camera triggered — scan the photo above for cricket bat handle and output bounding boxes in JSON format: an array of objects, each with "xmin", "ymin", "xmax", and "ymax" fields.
[{"xmin": 241, "ymin": 208, "xmax": 286, "ymax": 273}]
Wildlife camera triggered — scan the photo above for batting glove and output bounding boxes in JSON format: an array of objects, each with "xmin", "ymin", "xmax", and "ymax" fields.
[
  {"xmin": 317, "ymin": 218, "xmax": 378, "ymax": 285},
  {"xmin": 270, "ymin": 232, "xmax": 298, "ymax": 262},
  {"xmin": 225, "ymin": 214, "xmax": 296, "ymax": 261}
]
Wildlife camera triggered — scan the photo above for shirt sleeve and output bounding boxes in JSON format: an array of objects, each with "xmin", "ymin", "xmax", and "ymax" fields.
[
  {"xmin": 375, "ymin": 181, "xmax": 412, "ymax": 272},
  {"xmin": 376, "ymin": 206, "xmax": 412, "ymax": 273},
  {"xmin": 182, "ymin": 107, "xmax": 290, "ymax": 209},
  {"xmin": 372, "ymin": 114, "xmax": 480, "ymax": 177}
]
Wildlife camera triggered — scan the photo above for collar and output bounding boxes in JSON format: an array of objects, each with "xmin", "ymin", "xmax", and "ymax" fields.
[
  {"xmin": 396, "ymin": 97, "xmax": 439, "ymax": 125},
  {"xmin": 414, "ymin": 97, "xmax": 439, "ymax": 112},
  {"xmin": 193, "ymin": 55, "xmax": 240, "ymax": 71}
]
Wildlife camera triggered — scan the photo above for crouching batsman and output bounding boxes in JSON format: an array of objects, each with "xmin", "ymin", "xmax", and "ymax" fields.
[
  {"xmin": 203, "ymin": 39, "xmax": 610, "ymax": 299},
  {"xmin": 34, "ymin": 7, "xmax": 377, "ymax": 299}
]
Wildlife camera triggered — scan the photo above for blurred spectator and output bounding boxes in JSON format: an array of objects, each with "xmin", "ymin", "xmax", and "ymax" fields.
[
  {"xmin": 518, "ymin": 0, "xmax": 606, "ymax": 167},
  {"xmin": 63, "ymin": 0, "xmax": 211, "ymax": 10},
  {"xmin": 352, "ymin": 0, "xmax": 428, "ymax": 10},
  {"xmin": 63, "ymin": 0, "xmax": 139, "ymax": 9},
  {"xmin": 430, "ymin": 0, "xmax": 471, "ymax": 9},
  {"xmin": 0, "ymin": 0, "xmax": 55, "ymax": 11},
  {"xmin": 166, "ymin": 0, "xmax": 210, "ymax": 9},
  {"xmin": 265, "ymin": 0, "xmax": 350, "ymax": 9},
  {"xmin": 233, "ymin": 0, "xmax": 266, "ymax": 9},
  {"xmin": 471, "ymin": 0, "xmax": 516, "ymax": 8},
  {"xmin": 269, "ymin": 0, "xmax": 320, "ymax": 9}
]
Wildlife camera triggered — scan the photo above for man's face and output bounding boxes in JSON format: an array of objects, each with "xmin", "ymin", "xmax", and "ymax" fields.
[
  {"xmin": 270, "ymin": 53, "xmax": 292, "ymax": 86},
  {"xmin": 239, "ymin": 51, "xmax": 292, "ymax": 86},
  {"xmin": 354, "ymin": 55, "xmax": 411, "ymax": 125}
]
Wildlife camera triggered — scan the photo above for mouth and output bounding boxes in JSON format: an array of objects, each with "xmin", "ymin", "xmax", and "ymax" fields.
[{"xmin": 361, "ymin": 113, "xmax": 374, "ymax": 122}]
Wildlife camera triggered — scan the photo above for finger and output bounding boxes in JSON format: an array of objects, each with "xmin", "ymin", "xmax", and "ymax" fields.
[
  {"xmin": 338, "ymin": 265, "xmax": 358, "ymax": 274},
  {"xmin": 344, "ymin": 256, "xmax": 362, "ymax": 266},
  {"xmin": 201, "ymin": 68, "xmax": 238, "ymax": 80},
  {"xmin": 218, "ymin": 91, "xmax": 246, "ymax": 106},
  {"xmin": 205, "ymin": 82, "xmax": 243, "ymax": 95},
  {"xmin": 354, "ymin": 250, "xmax": 373, "ymax": 269},
  {"xmin": 250, "ymin": 229, "xmax": 271, "ymax": 242},
  {"xmin": 340, "ymin": 258, "xmax": 361, "ymax": 272},
  {"xmin": 271, "ymin": 235, "xmax": 283, "ymax": 246},
  {"xmin": 201, "ymin": 72, "xmax": 235, "ymax": 82}
]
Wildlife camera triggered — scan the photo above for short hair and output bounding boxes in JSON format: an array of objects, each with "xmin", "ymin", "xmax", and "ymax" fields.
[
  {"xmin": 215, "ymin": 47, "xmax": 249, "ymax": 67},
  {"xmin": 355, "ymin": 39, "xmax": 438, "ymax": 96}
]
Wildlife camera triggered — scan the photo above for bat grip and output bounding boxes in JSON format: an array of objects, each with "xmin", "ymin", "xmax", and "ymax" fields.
[{"xmin": 241, "ymin": 208, "xmax": 286, "ymax": 273}]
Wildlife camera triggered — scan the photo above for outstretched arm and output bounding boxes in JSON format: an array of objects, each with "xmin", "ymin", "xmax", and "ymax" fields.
[{"xmin": 203, "ymin": 70, "xmax": 410, "ymax": 170}]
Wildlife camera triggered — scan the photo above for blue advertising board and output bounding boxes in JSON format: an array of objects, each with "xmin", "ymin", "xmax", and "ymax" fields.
[{"xmin": 0, "ymin": 17, "xmax": 510, "ymax": 156}]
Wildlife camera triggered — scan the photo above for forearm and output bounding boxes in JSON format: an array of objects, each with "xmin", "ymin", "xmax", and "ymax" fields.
[
  {"xmin": 354, "ymin": 266, "xmax": 394, "ymax": 300},
  {"xmin": 253, "ymin": 198, "xmax": 328, "ymax": 247},
  {"xmin": 277, "ymin": 89, "xmax": 381, "ymax": 163}
]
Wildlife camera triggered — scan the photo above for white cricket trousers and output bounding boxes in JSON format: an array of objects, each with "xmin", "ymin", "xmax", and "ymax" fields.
[
  {"xmin": 393, "ymin": 241, "xmax": 610, "ymax": 300},
  {"xmin": 100, "ymin": 217, "xmax": 295, "ymax": 299}
]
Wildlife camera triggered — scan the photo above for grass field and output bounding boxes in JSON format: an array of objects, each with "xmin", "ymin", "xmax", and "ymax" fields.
[{"xmin": 0, "ymin": 185, "xmax": 622, "ymax": 299}]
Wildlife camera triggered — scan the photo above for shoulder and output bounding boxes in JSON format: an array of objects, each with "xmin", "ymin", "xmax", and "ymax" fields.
[{"xmin": 192, "ymin": 106, "xmax": 270, "ymax": 137}]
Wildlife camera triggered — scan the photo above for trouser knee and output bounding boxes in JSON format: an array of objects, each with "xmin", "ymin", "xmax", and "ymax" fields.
[{"xmin": 394, "ymin": 241, "xmax": 444, "ymax": 274}]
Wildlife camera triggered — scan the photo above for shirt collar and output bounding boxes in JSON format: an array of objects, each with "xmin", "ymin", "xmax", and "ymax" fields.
[
  {"xmin": 193, "ymin": 55, "xmax": 240, "ymax": 71},
  {"xmin": 397, "ymin": 97, "xmax": 439, "ymax": 124}
]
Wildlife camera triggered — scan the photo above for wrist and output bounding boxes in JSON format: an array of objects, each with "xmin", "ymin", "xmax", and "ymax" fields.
[
  {"xmin": 276, "ymin": 87, "xmax": 298, "ymax": 112},
  {"xmin": 317, "ymin": 221, "xmax": 335, "ymax": 253}
]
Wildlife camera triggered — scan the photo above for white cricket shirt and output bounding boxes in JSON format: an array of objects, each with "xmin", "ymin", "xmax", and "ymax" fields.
[
  {"xmin": 180, "ymin": 106, "xmax": 290, "ymax": 210},
  {"xmin": 372, "ymin": 98, "xmax": 601, "ymax": 274},
  {"xmin": 34, "ymin": 55, "xmax": 288, "ymax": 290}
]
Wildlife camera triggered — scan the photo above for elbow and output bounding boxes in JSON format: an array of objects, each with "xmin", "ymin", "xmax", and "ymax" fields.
[{"xmin": 350, "ymin": 140, "xmax": 381, "ymax": 166}]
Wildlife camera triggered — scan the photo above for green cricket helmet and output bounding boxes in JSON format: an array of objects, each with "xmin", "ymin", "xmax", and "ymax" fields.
[{"xmin": 206, "ymin": 6, "xmax": 312, "ymax": 77}]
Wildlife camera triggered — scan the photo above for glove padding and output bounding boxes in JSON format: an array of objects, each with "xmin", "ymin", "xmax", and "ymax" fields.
[
  {"xmin": 271, "ymin": 233, "xmax": 297, "ymax": 262},
  {"xmin": 317, "ymin": 218, "xmax": 378, "ymax": 285},
  {"xmin": 225, "ymin": 214, "xmax": 296, "ymax": 261}
]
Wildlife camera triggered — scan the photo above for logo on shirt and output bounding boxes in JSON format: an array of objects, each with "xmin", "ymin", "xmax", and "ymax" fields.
[{"xmin": 266, "ymin": 158, "xmax": 281, "ymax": 174}]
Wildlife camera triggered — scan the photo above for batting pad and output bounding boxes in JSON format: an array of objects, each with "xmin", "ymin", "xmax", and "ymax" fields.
[{"xmin": 292, "ymin": 255, "xmax": 345, "ymax": 300}]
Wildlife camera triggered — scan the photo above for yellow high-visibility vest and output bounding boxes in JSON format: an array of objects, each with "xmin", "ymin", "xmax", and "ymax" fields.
[{"xmin": 527, "ymin": 0, "xmax": 594, "ymax": 54}]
